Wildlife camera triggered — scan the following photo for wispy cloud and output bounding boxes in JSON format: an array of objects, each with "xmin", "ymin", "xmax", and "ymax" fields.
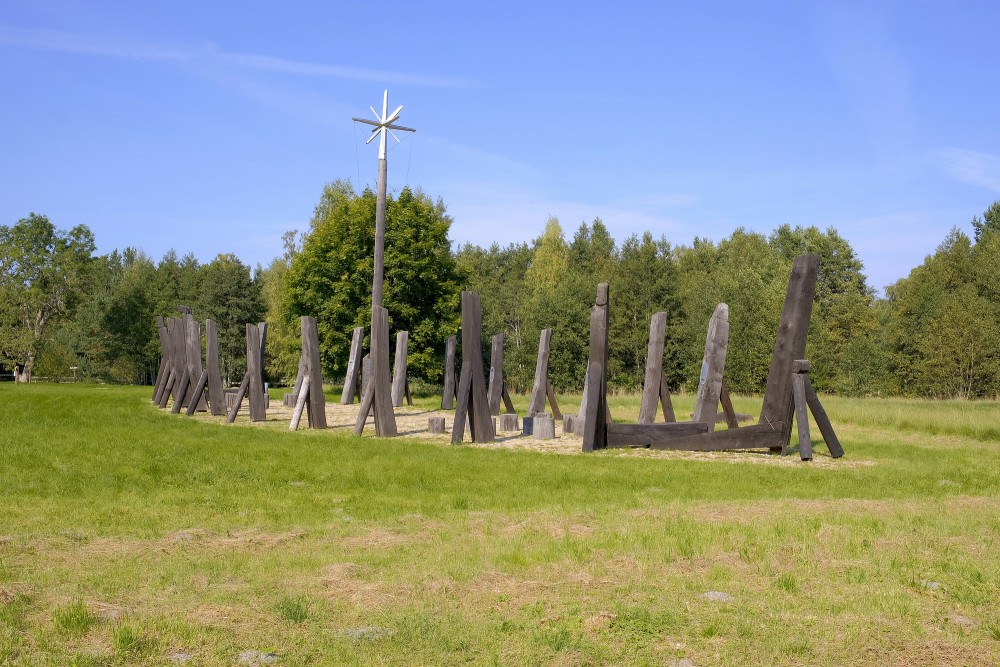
[
  {"xmin": 937, "ymin": 148, "xmax": 1000, "ymax": 192},
  {"xmin": 0, "ymin": 24, "xmax": 470, "ymax": 88}
]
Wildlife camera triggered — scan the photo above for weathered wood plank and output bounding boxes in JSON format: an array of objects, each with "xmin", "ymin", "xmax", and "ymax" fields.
[
  {"xmin": 759, "ymin": 254, "xmax": 820, "ymax": 454},
  {"xmin": 466, "ymin": 293, "xmax": 494, "ymax": 443},
  {"xmin": 545, "ymin": 382, "xmax": 562, "ymax": 420},
  {"xmin": 246, "ymin": 323, "xmax": 266, "ymax": 422},
  {"xmin": 648, "ymin": 422, "xmax": 787, "ymax": 452},
  {"xmin": 442, "ymin": 335, "xmax": 457, "ymax": 410},
  {"xmin": 533, "ymin": 415, "xmax": 555, "ymax": 440},
  {"xmin": 226, "ymin": 371, "xmax": 251, "ymax": 423},
  {"xmin": 391, "ymin": 331, "xmax": 409, "ymax": 408},
  {"xmin": 152, "ymin": 316, "xmax": 169, "ymax": 402},
  {"xmin": 803, "ymin": 376, "xmax": 845, "ymax": 458},
  {"xmin": 369, "ymin": 306, "xmax": 397, "ymax": 437},
  {"xmin": 501, "ymin": 386, "xmax": 516, "ymax": 414},
  {"xmin": 659, "ymin": 372, "xmax": 676, "ymax": 422},
  {"xmin": 606, "ymin": 421, "xmax": 710, "ymax": 447},
  {"xmin": 361, "ymin": 354, "xmax": 372, "ymax": 398},
  {"xmin": 719, "ymin": 380, "xmax": 738, "ymax": 429},
  {"xmin": 639, "ymin": 312, "xmax": 667, "ymax": 424},
  {"xmin": 340, "ymin": 326, "xmax": 364, "ymax": 404},
  {"xmin": 498, "ymin": 413, "xmax": 519, "ymax": 431},
  {"xmin": 185, "ymin": 369, "xmax": 209, "ymax": 417},
  {"xmin": 168, "ymin": 319, "xmax": 190, "ymax": 411},
  {"xmin": 428, "ymin": 416, "xmax": 446, "ymax": 434},
  {"xmin": 527, "ymin": 329, "xmax": 552, "ymax": 416},
  {"xmin": 792, "ymin": 372, "xmax": 812, "ymax": 460},
  {"xmin": 487, "ymin": 333, "xmax": 504, "ymax": 416},
  {"xmin": 302, "ymin": 316, "xmax": 327, "ymax": 429},
  {"xmin": 692, "ymin": 304, "xmax": 729, "ymax": 432},
  {"xmin": 582, "ymin": 284, "xmax": 609, "ymax": 452},
  {"xmin": 451, "ymin": 353, "xmax": 473, "ymax": 444},
  {"xmin": 158, "ymin": 369, "xmax": 175, "ymax": 410},
  {"xmin": 289, "ymin": 374, "xmax": 310, "ymax": 431},
  {"xmin": 205, "ymin": 319, "xmax": 226, "ymax": 416},
  {"xmin": 182, "ymin": 313, "xmax": 206, "ymax": 411}
]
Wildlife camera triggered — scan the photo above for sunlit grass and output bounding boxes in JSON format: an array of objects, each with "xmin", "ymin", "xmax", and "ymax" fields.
[{"xmin": 1, "ymin": 383, "xmax": 998, "ymax": 665}]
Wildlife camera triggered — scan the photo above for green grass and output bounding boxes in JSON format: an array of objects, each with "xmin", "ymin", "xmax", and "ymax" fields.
[{"xmin": 1, "ymin": 383, "xmax": 999, "ymax": 665}]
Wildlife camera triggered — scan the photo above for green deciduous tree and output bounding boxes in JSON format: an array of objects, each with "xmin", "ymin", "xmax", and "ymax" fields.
[
  {"xmin": 286, "ymin": 181, "xmax": 462, "ymax": 382},
  {"xmin": 0, "ymin": 213, "xmax": 95, "ymax": 381}
]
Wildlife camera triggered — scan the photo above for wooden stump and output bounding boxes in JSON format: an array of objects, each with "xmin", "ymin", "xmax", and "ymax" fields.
[
  {"xmin": 523, "ymin": 414, "xmax": 549, "ymax": 436},
  {"xmin": 533, "ymin": 415, "xmax": 555, "ymax": 440},
  {"xmin": 498, "ymin": 413, "xmax": 519, "ymax": 432},
  {"xmin": 283, "ymin": 393, "xmax": 297, "ymax": 407},
  {"xmin": 428, "ymin": 416, "xmax": 446, "ymax": 434},
  {"xmin": 563, "ymin": 414, "xmax": 577, "ymax": 434}
]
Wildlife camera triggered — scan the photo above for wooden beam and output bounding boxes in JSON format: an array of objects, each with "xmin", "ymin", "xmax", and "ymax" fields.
[
  {"xmin": 451, "ymin": 291, "xmax": 494, "ymax": 443},
  {"xmin": 302, "ymin": 316, "xmax": 327, "ymax": 429},
  {"xmin": 152, "ymin": 316, "xmax": 169, "ymax": 402},
  {"xmin": 487, "ymin": 333, "xmax": 505, "ymax": 416},
  {"xmin": 719, "ymin": 380, "xmax": 738, "ymax": 429},
  {"xmin": 606, "ymin": 421, "xmax": 709, "ymax": 448},
  {"xmin": 205, "ymin": 319, "xmax": 226, "ymax": 416},
  {"xmin": 289, "ymin": 374, "xmax": 310, "ymax": 431},
  {"xmin": 648, "ymin": 422, "xmax": 787, "ymax": 452},
  {"xmin": 246, "ymin": 323, "xmax": 266, "ymax": 422},
  {"xmin": 545, "ymin": 382, "xmax": 563, "ymax": 420},
  {"xmin": 692, "ymin": 304, "xmax": 729, "ymax": 432},
  {"xmin": 391, "ymin": 330, "xmax": 409, "ymax": 408},
  {"xmin": 759, "ymin": 254, "xmax": 820, "ymax": 454},
  {"xmin": 803, "ymin": 375, "xmax": 845, "ymax": 458},
  {"xmin": 582, "ymin": 284, "xmax": 610, "ymax": 452},
  {"xmin": 185, "ymin": 370, "xmax": 209, "ymax": 417},
  {"xmin": 659, "ymin": 372, "xmax": 676, "ymax": 422},
  {"xmin": 527, "ymin": 329, "xmax": 552, "ymax": 416},
  {"xmin": 226, "ymin": 371, "xmax": 251, "ymax": 423},
  {"xmin": 441, "ymin": 335, "xmax": 457, "ymax": 410},
  {"xmin": 341, "ymin": 326, "xmax": 364, "ymax": 404},
  {"xmin": 792, "ymin": 372, "xmax": 812, "ymax": 460},
  {"xmin": 638, "ymin": 312, "xmax": 667, "ymax": 424}
]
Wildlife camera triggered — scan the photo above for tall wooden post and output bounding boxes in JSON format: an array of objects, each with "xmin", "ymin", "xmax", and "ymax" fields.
[
  {"xmin": 582, "ymin": 284, "xmax": 610, "ymax": 452},
  {"xmin": 205, "ymin": 319, "xmax": 226, "ymax": 416},
  {"xmin": 692, "ymin": 304, "xmax": 730, "ymax": 431},
  {"xmin": 341, "ymin": 326, "xmax": 365, "ymax": 404},
  {"xmin": 391, "ymin": 330, "xmax": 409, "ymax": 407},
  {"xmin": 759, "ymin": 254, "xmax": 820, "ymax": 453},
  {"xmin": 353, "ymin": 306, "xmax": 397, "ymax": 437},
  {"xmin": 442, "ymin": 335, "xmax": 457, "ymax": 409},
  {"xmin": 451, "ymin": 292, "xmax": 495, "ymax": 444},
  {"xmin": 638, "ymin": 312, "xmax": 667, "ymax": 424}
]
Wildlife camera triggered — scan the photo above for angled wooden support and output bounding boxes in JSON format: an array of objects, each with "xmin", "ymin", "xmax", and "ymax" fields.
[
  {"xmin": 182, "ymin": 313, "xmax": 208, "ymax": 412},
  {"xmin": 391, "ymin": 331, "xmax": 412, "ymax": 407},
  {"xmin": 582, "ymin": 284, "xmax": 610, "ymax": 452},
  {"xmin": 487, "ymin": 333, "xmax": 514, "ymax": 416},
  {"xmin": 692, "ymin": 304, "xmax": 729, "ymax": 432},
  {"xmin": 205, "ymin": 319, "xmax": 226, "ymax": 416},
  {"xmin": 168, "ymin": 319, "xmax": 190, "ymax": 413},
  {"xmin": 527, "ymin": 329, "xmax": 561, "ymax": 418},
  {"xmin": 451, "ymin": 292, "xmax": 495, "ymax": 444},
  {"xmin": 791, "ymin": 359, "xmax": 844, "ymax": 460},
  {"xmin": 152, "ymin": 316, "xmax": 170, "ymax": 404},
  {"xmin": 758, "ymin": 254, "xmax": 820, "ymax": 454},
  {"xmin": 647, "ymin": 422, "xmax": 787, "ymax": 452},
  {"xmin": 441, "ymin": 335, "xmax": 458, "ymax": 410},
  {"xmin": 289, "ymin": 316, "xmax": 327, "ymax": 431},
  {"xmin": 639, "ymin": 312, "xmax": 675, "ymax": 424},
  {"xmin": 719, "ymin": 380, "xmax": 738, "ymax": 428},
  {"xmin": 353, "ymin": 306, "xmax": 397, "ymax": 437},
  {"xmin": 245, "ymin": 323, "xmax": 266, "ymax": 422},
  {"xmin": 341, "ymin": 326, "xmax": 365, "ymax": 404}
]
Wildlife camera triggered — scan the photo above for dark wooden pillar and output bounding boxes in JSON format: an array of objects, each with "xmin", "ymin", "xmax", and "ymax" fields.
[
  {"xmin": 341, "ymin": 326, "xmax": 365, "ymax": 404},
  {"xmin": 758, "ymin": 254, "xmax": 820, "ymax": 454},
  {"xmin": 692, "ymin": 303, "xmax": 729, "ymax": 432},
  {"xmin": 441, "ymin": 335, "xmax": 457, "ymax": 410},
  {"xmin": 451, "ymin": 292, "xmax": 495, "ymax": 444},
  {"xmin": 582, "ymin": 284, "xmax": 610, "ymax": 452}
]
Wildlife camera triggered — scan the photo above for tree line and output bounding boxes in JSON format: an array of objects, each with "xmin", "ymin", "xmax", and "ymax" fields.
[{"xmin": 2, "ymin": 192, "xmax": 997, "ymax": 399}]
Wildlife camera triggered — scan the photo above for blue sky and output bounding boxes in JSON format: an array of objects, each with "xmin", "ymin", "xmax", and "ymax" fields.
[{"xmin": 2, "ymin": 1, "xmax": 998, "ymax": 293}]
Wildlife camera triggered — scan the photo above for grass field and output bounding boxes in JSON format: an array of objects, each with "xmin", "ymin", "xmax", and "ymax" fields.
[{"xmin": 1, "ymin": 384, "xmax": 999, "ymax": 666}]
